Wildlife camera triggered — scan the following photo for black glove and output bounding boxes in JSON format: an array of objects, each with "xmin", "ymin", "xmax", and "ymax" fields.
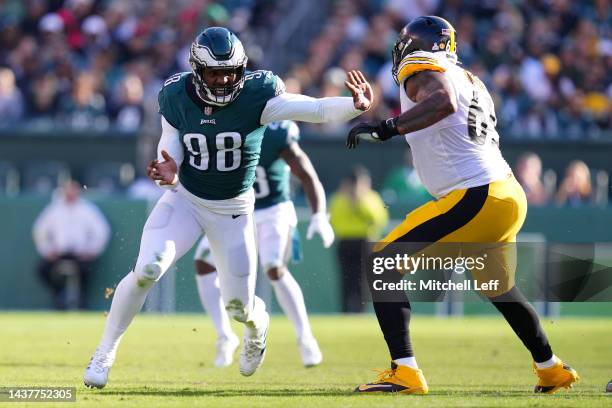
[{"xmin": 346, "ymin": 118, "xmax": 399, "ymax": 149}]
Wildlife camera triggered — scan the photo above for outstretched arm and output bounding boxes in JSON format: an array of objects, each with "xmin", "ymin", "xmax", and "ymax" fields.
[
  {"xmin": 261, "ymin": 70, "xmax": 373, "ymax": 125},
  {"xmin": 396, "ymin": 70, "xmax": 458, "ymax": 134},
  {"xmin": 280, "ymin": 142, "xmax": 334, "ymax": 248},
  {"xmin": 346, "ymin": 71, "xmax": 457, "ymax": 148}
]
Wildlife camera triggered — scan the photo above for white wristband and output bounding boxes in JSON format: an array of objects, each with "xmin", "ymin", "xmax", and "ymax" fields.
[{"xmin": 155, "ymin": 174, "xmax": 179, "ymax": 190}]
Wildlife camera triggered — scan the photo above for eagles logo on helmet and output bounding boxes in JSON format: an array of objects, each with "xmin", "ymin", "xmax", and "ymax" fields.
[{"xmin": 189, "ymin": 27, "xmax": 248, "ymax": 106}]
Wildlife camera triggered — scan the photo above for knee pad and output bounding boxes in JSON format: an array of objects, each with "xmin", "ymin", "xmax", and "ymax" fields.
[
  {"xmin": 134, "ymin": 240, "xmax": 176, "ymax": 285},
  {"xmin": 225, "ymin": 298, "xmax": 249, "ymax": 323},
  {"xmin": 134, "ymin": 262, "xmax": 163, "ymax": 287}
]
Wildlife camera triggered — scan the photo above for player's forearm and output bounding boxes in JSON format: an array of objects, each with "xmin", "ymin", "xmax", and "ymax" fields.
[
  {"xmin": 261, "ymin": 93, "xmax": 362, "ymax": 124},
  {"xmin": 287, "ymin": 151, "xmax": 326, "ymax": 214},
  {"xmin": 302, "ymin": 175, "xmax": 326, "ymax": 215},
  {"xmin": 158, "ymin": 116, "xmax": 184, "ymax": 165},
  {"xmin": 395, "ymin": 89, "xmax": 457, "ymax": 135},
  {"xmin": 346, "ymin": 87, "xmax": 457, "ymax": 147}
]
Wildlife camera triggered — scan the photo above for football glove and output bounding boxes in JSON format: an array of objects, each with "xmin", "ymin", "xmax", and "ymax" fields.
[
  {"xmin": 346, "ymin": 118, "xmax": 399, "ymax": 149},
  {"xmin": 306, "ymin": 212, "xmax": 335, "ymax": 248}
]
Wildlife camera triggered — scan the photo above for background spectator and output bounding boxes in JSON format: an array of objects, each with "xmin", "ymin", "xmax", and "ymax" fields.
[
  {"xmin": 32, "ymin": 180, "xmax": 110, "ymax": 309},
  {"xmin": 515, "ymin": 152, "xmax": 550, "ymax": 206},
  {"xmin": 329, "ymin": 165, "xmax": 388, "ymax": 313},
  {"xmin": 0, "ymin": 67, "xmax": 24, "ymax": 121},
  {"xmin": 556, "ymin": 160, "xmax": 593, "ymax": 206},
  {"xmin": 57, "ymin": 71, "xmax": 108, "ymax": 130},
  {"xmin": 0, "ymin": 0, "xmax": 607, "ymax": 138}
]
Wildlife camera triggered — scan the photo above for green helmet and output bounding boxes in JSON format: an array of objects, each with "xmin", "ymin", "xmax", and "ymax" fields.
[{"xmin": 189, "ymin": 27, "xmax": 248, "ymax": 106}]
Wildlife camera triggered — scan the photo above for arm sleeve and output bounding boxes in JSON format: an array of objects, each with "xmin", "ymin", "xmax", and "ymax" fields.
[
  {"xmin": 157, "ymin": 116, "xmax": 184, "ymax": 165},
  {"xmin": 260, "ymin": 93, "xmax": 363, "ymax": 125},
  {"xmin": 154, "ymin": 116, "xmax": 184, "ymax": 189}
]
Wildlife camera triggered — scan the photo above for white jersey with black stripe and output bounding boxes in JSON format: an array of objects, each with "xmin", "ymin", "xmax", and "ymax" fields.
[{"xmin": 398, "ymin": 51, "xmax": 511, "ymax": 198}]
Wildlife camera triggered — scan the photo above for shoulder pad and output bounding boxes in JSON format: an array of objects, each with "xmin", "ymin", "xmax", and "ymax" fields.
[
  {"xmin": 158, "ymin": 73, "xmax": 189, "ymax": 128},
  {"xmin": 161, "ymin": 72, "xmax": 189, "ymax": 91},
  {"xmin": 244, "ymin": 70, "xmax": 285, "ymax": 96},
  {"xmin": 397, "ymin": 51, "xmax": 446, "ymax": 84}
]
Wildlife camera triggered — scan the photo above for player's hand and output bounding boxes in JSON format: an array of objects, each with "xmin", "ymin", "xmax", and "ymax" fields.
[
  {"xmin": 346, "ymin": 118, "xmax": 399, "ymax": 149},
  {"xmin": 344, "ymin": 70, "xmax": 373, "ymax": 111},
  {"xmin": 147, "ymin": 150, "xmax": 178, "ymax": 186},
  {"xmin": 306, "ymin": 213, "xmax": 335, "ymax": 248}
]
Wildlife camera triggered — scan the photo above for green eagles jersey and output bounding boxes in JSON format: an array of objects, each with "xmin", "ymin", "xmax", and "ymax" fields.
[
  {"xmin": 253, "ymin": 120, "xmax": 300, "ymax": 209},
  {"xmin": 158, "ymin": 70, "xmax": 284, "ymax": 200}
]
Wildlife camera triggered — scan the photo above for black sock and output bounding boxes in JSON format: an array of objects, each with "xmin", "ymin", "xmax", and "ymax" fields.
[
  {"xmin": 490, "ymin": 287, "xmax": 553, "ymax": 363},
  {"xmin": 373, "ymin": 300, "xmax": 413, "ymax": 360},
  {"xmin": 366, "ymin": 248, "xmax": 414, "ymax": 360}
]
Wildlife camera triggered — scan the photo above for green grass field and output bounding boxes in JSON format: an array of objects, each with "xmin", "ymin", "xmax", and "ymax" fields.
[{"xmin": 0, "ymin": 313, "xmax": 610, "ymax": 407}]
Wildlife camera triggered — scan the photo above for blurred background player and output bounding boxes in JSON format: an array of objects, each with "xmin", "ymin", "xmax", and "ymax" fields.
[
  {"xmin": 194, "ymin": 120, "xmax": 334, "ymax": 368},
  {"xmin": 32, "ymin": 180, "xmax": 110, "ymax": 310},
  {"xmin": 347, "ymin": 16, "xmax": 579, "ymax": 395},
  {"xmin": 381, "ymin": 149, "xmax": 430, "ymax": 204},
  {"xmin": 329, "ymin": 165, "xmax": 388, "ymax": 313},
  {"xmin": 83, "ymin": 27, "xmax": 372, "ymax": 388}
]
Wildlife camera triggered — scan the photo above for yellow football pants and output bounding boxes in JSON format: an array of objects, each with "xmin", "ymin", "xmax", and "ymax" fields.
[{"xmin": 377, "ymin": 175, "xmax": 527, "ymax": 297}]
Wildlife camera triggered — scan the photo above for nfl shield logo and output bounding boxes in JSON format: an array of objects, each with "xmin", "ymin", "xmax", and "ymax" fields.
[{"xmin": 204, "ymin": 106, "xmax": 213, "ymax": 115}]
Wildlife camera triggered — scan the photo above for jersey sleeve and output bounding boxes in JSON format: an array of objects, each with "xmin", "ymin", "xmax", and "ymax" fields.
[
  {"xmin": 262, "ymin": 71, "xmax": 285, "ymax": 104},
  {"xmin": 157, "ymin": 74, "xmax": 184, "ymax": 129},
  {"xmin": 243, "ymin": 70, "xmax": 286, "ymax": 124},
  {"xmin": 266, "ymin": 72, "xmax": 286, "ymax": 98},
  {"xmin": 396, "ymin": 51, "xmax": 446, "ymax": 84}
]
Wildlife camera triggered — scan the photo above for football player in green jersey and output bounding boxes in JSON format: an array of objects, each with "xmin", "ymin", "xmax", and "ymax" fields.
[
  {"xmin": 194, "ymin": 120, "xmax": 333, "ymax": 368},
  {"xmin": 84, "ymin": 27, "xmax": 372, "ymax": 388}
]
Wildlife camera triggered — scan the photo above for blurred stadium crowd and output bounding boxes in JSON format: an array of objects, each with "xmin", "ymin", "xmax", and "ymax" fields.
[
  {"xmin": 0, "ymin": 0, "xmax": 609, "ymax": 206},
  {"xmin": 0, "ymin": 0, "xmax": 609, "ymax": 138}
]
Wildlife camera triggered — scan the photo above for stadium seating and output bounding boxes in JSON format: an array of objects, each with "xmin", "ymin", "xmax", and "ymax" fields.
[
  {"xmin": 0, "ymin": 160, "xmax": 20, "ymax": 196},
  {"xmin": 21, "ymin": 161, "xmax": 71, "ymax": 194},
  {"xmin": 83, "ymin": 162, "xmax": 136, "ymax": 193}
]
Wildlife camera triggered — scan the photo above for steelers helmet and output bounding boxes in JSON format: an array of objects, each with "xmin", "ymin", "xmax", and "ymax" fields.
[
  {"xmin": 189, "ymin": 27, "xmax": 248, "ymax": 106},
  {"xmin": 391, "ymin": 16, "xmax": 457, "ymax": 85}
]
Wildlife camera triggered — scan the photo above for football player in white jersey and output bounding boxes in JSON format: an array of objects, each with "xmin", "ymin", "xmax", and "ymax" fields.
[{"xmin": 347, "ymin": 16, "xmax": 579, "ymax": 395}]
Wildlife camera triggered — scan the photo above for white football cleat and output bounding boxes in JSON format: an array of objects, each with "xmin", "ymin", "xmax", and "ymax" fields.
[
  {"xmin": 83, "ymin": 348, "xmax": 115, "ymax": 389},
  {"xmin": 239, "ymin": 312, "xmax": 270, "ymax": 376},
  {"xmin": 299, "ymin": 336, "xmax": 323, "ymax": 367},
  {"xmin": 214, "ymin": 334, "xmax": 240, "ymax": 368}
]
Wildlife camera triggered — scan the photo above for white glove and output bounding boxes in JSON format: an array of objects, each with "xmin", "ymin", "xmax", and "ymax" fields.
[{"xmin": 306, "ymin": 212, "xmax": 335, "ymax": 248}]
